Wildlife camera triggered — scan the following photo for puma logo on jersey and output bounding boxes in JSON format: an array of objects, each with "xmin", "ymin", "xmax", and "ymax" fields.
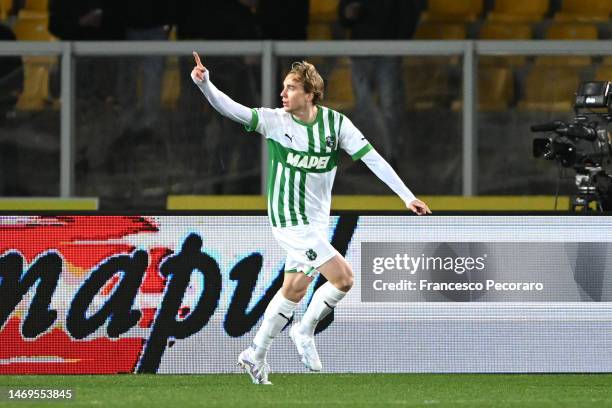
[
  {"xmin": 286, "ymin": 152, "xmax": 331, "ymax": 169},
  {"xmin": 284, "ymin": 133, "xmax": 294, "ymax": 141}
]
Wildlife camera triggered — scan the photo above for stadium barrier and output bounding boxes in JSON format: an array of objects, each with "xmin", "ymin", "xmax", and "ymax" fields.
[
  {"xmin": 1, "ymin": 213, "xmax": 610, "ymax": 374},
  {"xmin": 0, "ymin": 198, "xmax": 98, "ymax": 210},
  {"xmin": 167, "ymin": 195, "xmax": 571, "ymax": 211},
  {"xmin": 1, "ymin": 40, "xmax": 610, "ymax": 197}
]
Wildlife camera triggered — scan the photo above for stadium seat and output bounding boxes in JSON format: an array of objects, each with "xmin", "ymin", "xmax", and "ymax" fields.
[
  {"xmin": 451, "ymin": 66, "xmax": 514, "ymax": 112},
  {"xmin": 554, "ymin": 0, "xmax": 610, "ymax": 23},
  {"xmin": 324, "ymin": 59, "xmax": 355, "ymax": 111},
  {"xmin": 478, "ymin": 66, "xmax": 514, "ymax": 111},
  {"xmin": 479, "ymin": 23, "xmax": 532, "ymax": 66},
  {"xmin": 411, "ymin": 23, "xmax": 466, "ymax": 67},
  {"xmin": 421, "ymin": 0, "xmax": 483, "ymax": 22},
  {"xmin": 13, "ymin": 15, "xmax": 57, "ymax": 110},
  {"xmin": 487, "ymin": 0, "xmax": 549, "ymax": 23},
  {"xmin": 534, "ymin": 23, "xmax": 598, "ymax": 67},
  {"xmin": 595, "ymin": 64, "xmax": 612, "ymax": 81},
  {"xmin": 560, "ymin": 0, "xmax": 612, "ymax": 15},
  {"xmin": 307, "ymin": 23, "xmax": 333, "ymax": 40},
  {"xmin": 161, "ymin": 57, "xmax": 180, "ymax": 110},
  {"xmin": 13, "ymin": 15, "xmax": 54, "ymax": 40},
  {"xmin": 0, "ymin": 0, "xmax": 12, "ymax": 21},
  {"xmin": 518, "ymin": 66, "xmax": 581, "ymax": 111},
  {"xmin": 413, "ymin": 22, "xmax": 467, "ymax": 40},
  {"xmin": 16, "ymin": 57, "xmax": 52, "ymax": 110},
  {"xmin": 309, "ymin": 0, "xmax": 339, "ymax": 23},
  {"xmin": 24, "ymin": 0, "xmax": 48, "ymax": 12},
  {"xmin": 602, "ymin": 56, "xmax": 612, "ymax": 66},
  {"xmin": 403, "ymin": 63, "xmax": 451, "ymax": 111}
]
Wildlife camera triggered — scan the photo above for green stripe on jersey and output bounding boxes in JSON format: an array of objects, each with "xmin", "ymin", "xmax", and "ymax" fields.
[
  {"xmin": 288, "ymin": 168, "xmax": 298, "ymax": 225},
  {"xmin": 277, "ymin": 164, "xmax": 287, "ymax": 225},
  {"xmin": 244, "ymin": 108, "xmax": 259, "ymax": 132},
  {"xmin": 307, "ymin": 126, "xmax": 315, "ymax": 153},
  {"xmin": 328, "ymin": 109, "xmax": 337, "ymax": 149},
  {"xmin": 351, "ymin": 143, "xmax": 373, "ymax": 161},
  {"xmin": 298, "ymin": 171, "xmax": 308, "ymax": 224},
  {"xmin": 267, "ymin": 153, "xmax": 279, "ymax": 226},
  {"xmin": 318, "ymin": 110, "xmax": 326, "ymax": 153}
]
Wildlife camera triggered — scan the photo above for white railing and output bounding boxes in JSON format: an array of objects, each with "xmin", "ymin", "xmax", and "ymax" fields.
[{"xmin": 1, "ymin": 40, "xmax": 611, "ymax": 197}]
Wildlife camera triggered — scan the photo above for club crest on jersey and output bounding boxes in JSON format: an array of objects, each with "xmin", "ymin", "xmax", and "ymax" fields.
[
  {"xmin": 286, "ymin": 152, "xmax": 331, "ymax": 170},
  {"xmin": 325, "ymin": 135, "xmax": 334, "ymax": 148},
  {"xmin": 305, "ymin": 248, "xmax": 318, "ymax": 261}
]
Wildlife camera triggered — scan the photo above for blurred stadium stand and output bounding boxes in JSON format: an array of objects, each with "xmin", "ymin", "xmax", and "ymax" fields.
[{"xmin": 0, "ymin": 0, "xmax": 610, "ymax": 210}]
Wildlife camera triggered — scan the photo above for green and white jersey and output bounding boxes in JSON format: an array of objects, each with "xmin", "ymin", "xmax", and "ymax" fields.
[{"xmin": 246, "ymin": 105, "xmax": 373, "ymax": 228}]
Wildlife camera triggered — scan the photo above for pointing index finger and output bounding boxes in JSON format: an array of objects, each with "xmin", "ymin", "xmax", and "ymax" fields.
[{"xmin": 192, "ymin": 51, "xmax": 204, "ymax": 68}]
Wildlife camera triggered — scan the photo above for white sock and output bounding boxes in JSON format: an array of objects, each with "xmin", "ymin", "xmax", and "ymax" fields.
[
  {"xmin": 252, "ymin": 291, "xmax": 298, "ymax": 361},
  {"xmin": 298, "ymin": 282, "xmax": 347, "ymax": 337}
]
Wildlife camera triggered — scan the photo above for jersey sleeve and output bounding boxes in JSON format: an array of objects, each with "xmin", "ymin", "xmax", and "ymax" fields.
[
  {"xmin": 338, "ymin": 114, "xmax": 373, "ymax": 161},
  {"xmin": 244, "ymin": 107, "xmax": 284, "ymax": 138}
]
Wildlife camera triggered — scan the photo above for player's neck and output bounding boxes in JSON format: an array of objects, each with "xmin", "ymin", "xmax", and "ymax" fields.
[{"xmin": 291, "ymin": 105, "xmax": 318, "ymax": 125}]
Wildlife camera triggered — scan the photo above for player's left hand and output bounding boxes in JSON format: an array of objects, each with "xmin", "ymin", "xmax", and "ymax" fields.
[{"xmin": 408, "ymin": 199, "xmax": 431, "ymax": 215}]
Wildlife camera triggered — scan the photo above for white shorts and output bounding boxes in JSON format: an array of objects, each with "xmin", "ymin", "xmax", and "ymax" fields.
[{"xmin": 271, "ymin": 224, "xmax": 337, "ymax": 277}]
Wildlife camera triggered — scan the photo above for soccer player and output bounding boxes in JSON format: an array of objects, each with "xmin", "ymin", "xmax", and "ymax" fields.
[{"xmin": 191, "ymin": 52, "xmax": 431, "ymax": 384}]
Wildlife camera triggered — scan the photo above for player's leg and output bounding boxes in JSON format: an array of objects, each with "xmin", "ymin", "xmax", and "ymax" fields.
[
  {"xmin": 252, "ymin": 271, "xmax": 312, "ymax": 360},
  {"xmin": 290, "ymin": 253, "xmax": 353, "ymax": 371},
  {"xmin": 239, "ymin": 267, "xmax": 312, "ymax": 384},
  {"xmin": 297, "ymin": 253, "xmax": 353, "ymax": 336}
]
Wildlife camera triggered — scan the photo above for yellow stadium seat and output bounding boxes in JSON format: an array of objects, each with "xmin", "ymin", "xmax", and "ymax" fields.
[
  {"xmin": 546, "ymin": 22, "xmax": 598, "ymax": 40},
  {"xmin": 487, "ymin": 0, "xmax": 549, "ymax": 23},
  {"xmin": 602, "ymin": 56, "xmax": 612, "ymax": 65},
  {"xmin": 595, "ymin": 65, "xmax": 612, "ymax": 81},
  {"xmin": 414, "ymin": 22, "xmax": 467, "ymax": 39},
  {"xmin": 325, "ymin": 60, "xmax": 354, "ymax": 111},
  {"xmin": 309, "ymin": 0, "xmax": 339, "ymax": 23},
  {"xmin": 13, "ymin": 15, "xmax": 55, "ymax": 40},
  {"xmin": 478, "ymin": 66, "xmax": 514, "ymax": 111},
  {"xmin": 561, "ymin": 0, "xmax": 612, "ymax": 15},
  {"xmin": 451, "ymin": 67, "xmax": 514, "ymax": 112},
  {"xmin": 518, "ymin": 66, "xmax": 581, "ymax": 111},
  {"xmin": 422, "ymin": 0, "xmax": 483, "ymax": 22},
  {"xmin": 307, "ymin": 23, "xmax": 333, "ymax": 40},
  {"xmin": 17, "ymin": 57, "xmax": 51, "ymax": 110},
  {"xmin": 491, "ymin": 0, "xmax": 549, "ymax": 17},
  {"xmin": 0, "ymin": 0, "xmax": 12, "ymax": 20},
  {"xmin": 24, "ymin": 0, "xmax": 47, "ymax": 12},
  {"xmin": 161, "ymin": 57, "xmax": 180, "ymax": 110},
  {"xmin": 553, "ymin": 12, "xmax": 610, "ymax": 23},
  {"xmin": 479, "ymin": 22, "xmax": 532, "ymax": 39},
  {"xmin": 479, "ymin": 23, "xmax": 532, "ymax": 66},
  {"xmin": 403, "ymin": 64, "xmax": 451, "ymax": 111},
  {"xmin": 411, "ymin": 23, "xmax": 465, "ymax": 66},
  {"xmin": 534, "ymin": 23, "xmax": 598, "ymax": 66}
]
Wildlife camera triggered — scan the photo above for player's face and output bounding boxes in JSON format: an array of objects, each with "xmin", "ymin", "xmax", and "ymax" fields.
[{"xmin": 280, "ymin": 74, "xmax": 313, "ymax": 112}]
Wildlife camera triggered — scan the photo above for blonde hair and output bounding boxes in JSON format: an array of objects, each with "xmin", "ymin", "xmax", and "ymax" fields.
[{"xmin": 287, "ymin": 61, "xmax": 324, "ymax": 104}]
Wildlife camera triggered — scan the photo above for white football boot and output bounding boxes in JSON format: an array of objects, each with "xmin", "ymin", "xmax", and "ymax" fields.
[
  {"xmin": 237, "ymin": 347, "xmax": 272, "ymax": 385},
  {"xmin": 289, "ymin": 325, "xmax": 322, "ymax": 372}
]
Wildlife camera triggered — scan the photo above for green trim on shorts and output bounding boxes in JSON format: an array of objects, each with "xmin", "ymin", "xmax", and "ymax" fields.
[{"xmin": 285, "ymin": 269, "xmax": 299, "ymax": 273}]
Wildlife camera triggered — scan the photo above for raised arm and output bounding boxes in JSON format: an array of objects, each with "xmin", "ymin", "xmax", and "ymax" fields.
[
  {"xmin": 190, "ymin": 51, "xmax": 252, "ymax": 126},
  {"xmin": 361, "ymin": 149, "xmax": 431, "ymax": 215}
]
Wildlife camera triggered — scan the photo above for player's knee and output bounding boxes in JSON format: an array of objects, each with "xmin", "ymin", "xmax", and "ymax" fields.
[
  {"xmin": 337, "ymin": 266, "xmax": 354, "ymax": 292},
  {"xmin": 282, "ymin": 280, "xmax": 308, "ymax": 301}
]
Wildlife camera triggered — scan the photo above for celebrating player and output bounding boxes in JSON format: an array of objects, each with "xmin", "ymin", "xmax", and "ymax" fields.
[{"xmin": 191, "ymin": 52, "xmax": 430, "ymax": 385}]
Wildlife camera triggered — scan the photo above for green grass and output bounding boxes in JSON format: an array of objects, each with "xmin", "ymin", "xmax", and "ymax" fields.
[{"xmin": 1, "ymin": 374, "xmax": 611, "ymax": 407}]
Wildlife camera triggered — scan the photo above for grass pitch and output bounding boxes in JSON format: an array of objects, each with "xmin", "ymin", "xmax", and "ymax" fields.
[{"xmin": 1, "ymin": 373, "xmax": 611, "ymax": 407}]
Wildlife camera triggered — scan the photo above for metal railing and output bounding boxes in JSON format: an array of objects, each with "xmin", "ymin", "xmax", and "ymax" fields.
[{"xmin": 1, "ymin": 40, "xmax": 611, "ymax": 197}]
